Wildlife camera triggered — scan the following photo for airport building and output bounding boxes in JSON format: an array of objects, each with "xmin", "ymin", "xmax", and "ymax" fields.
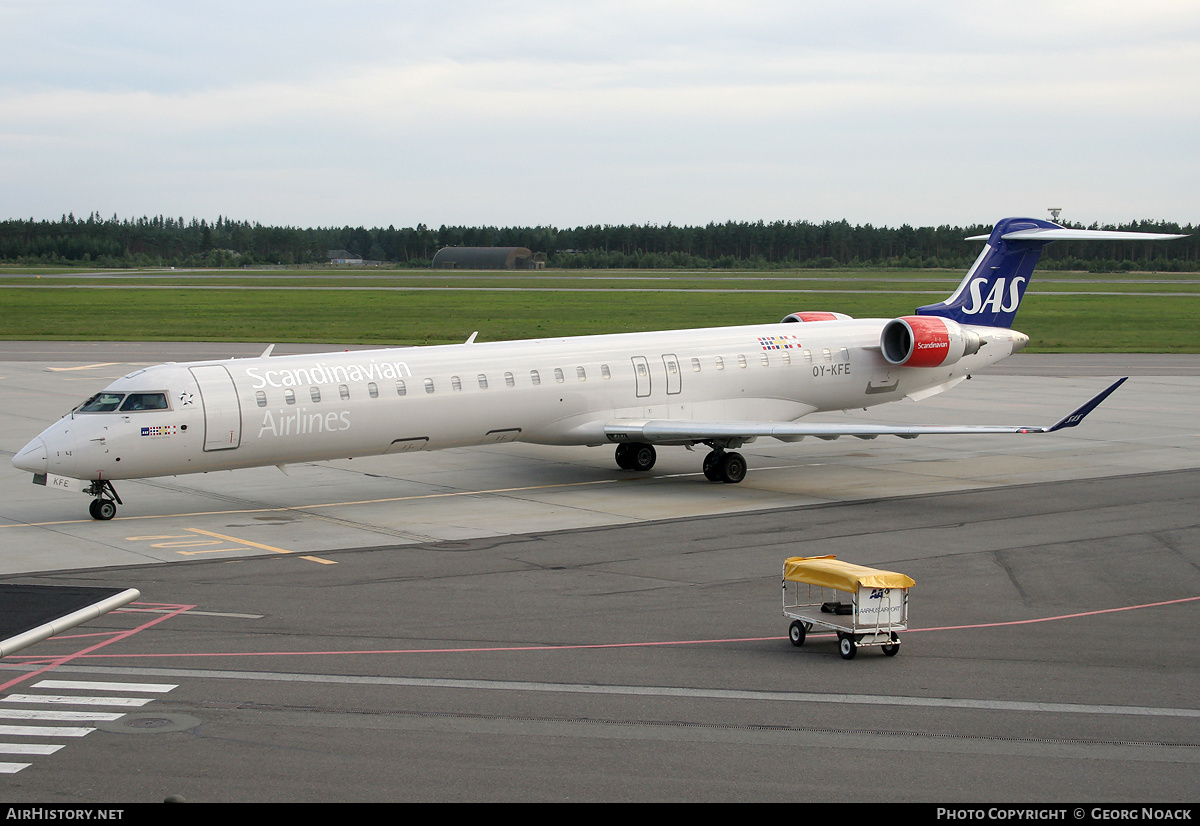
[
  {"xmin": 326, "ymin": 249, "xmax": 364, "ymax": 265},
  {"xmin": 431, "ymin": 246, "xmax": 542, "ymax": 269}
]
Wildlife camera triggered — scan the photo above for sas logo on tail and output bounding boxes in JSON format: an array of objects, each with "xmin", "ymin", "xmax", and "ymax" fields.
[{"xmin": 960, "ymin": 276, "xmax": 1026, "ymax": 315}]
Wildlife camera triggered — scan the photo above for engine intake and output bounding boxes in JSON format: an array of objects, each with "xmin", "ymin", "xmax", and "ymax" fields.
[
  {"xmin": 781, "ymin": 311, "xmax": 853, "ymax": 323},
  {"xmin": 881, "ymin": 316, "xmax": 983, "ymax": 368}
]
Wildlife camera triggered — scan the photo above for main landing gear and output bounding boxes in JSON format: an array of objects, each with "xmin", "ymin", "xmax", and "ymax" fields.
[
  {"xmin": 614, "ymin": 442, "xmax": 657, "ymax": 471},
  {"xmin": 613, "ymin": 443, "xmax": 748, "ymax": 484},
  {"xmin": 702, "ymin": 449, "xmax": 747, "ymax": 484},
  {"xmin": 85, "ymin": 480, "xmax": 122, "ymax": 521}
]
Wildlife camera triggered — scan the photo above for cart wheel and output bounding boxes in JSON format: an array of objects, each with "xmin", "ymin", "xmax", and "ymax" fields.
[
  {"xmin": 838, "ymin": 635, "xmax": 857, "ymax": 660},
  {"xmin": 788, "ymin": 621, "xmax": 806, "ymax": 647},
  {"xmin": 882, "ymin": 632, "xmax": 900, "ymax": 657}
]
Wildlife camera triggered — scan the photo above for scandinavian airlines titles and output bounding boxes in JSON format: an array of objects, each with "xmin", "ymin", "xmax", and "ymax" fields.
[
  {"xmin": 259, "ymin": 407, "xmax": 352, "ymax": 438},
  {"xmin": 245, "ymin": 359, "xmax": 412, "ymax": 390}
]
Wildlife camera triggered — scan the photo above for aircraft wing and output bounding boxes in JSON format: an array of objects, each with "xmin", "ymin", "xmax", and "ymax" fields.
[{"xmin": 605, "ymin": 378, "xmax": 1127, "ymax": 445}]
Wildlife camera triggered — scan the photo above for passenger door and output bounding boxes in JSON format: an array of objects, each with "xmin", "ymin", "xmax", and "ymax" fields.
[
  {"xmin": 662, "ymin": 353, "xmax": 681, "ymax": 395},
  {"xmin": 189, "ymin": 365, "xmax": 242, "ymax": 451},
  {"xmin": 631, "ymin": 356, "xmax": 651, "ymax": 398}
]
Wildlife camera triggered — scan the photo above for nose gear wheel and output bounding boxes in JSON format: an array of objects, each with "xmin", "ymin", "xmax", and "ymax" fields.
[{"xmin": 84, "ymin": 480, "xmax": 122, "ymax": 521}]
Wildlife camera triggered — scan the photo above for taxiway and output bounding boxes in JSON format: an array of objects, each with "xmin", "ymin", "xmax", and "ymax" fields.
[{"xmin": 0, "ymin": 344, "xmax": 1196, "ymax": 802}]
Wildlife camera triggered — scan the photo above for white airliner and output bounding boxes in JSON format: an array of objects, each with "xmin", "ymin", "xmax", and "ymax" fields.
[{"xmin": 11, "ymin": 217, "xmax": 1184, "ymax": 520}]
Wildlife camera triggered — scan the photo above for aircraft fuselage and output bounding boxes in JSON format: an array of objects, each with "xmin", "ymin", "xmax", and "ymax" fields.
[{"xmin": 24, "ymin": 318, "xmax": 1025, "ymax": 483}]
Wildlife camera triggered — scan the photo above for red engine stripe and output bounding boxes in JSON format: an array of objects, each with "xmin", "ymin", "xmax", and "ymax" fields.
[{"xmin": 903, "ymin": 316, "xmax": 951, "ymax": 367}]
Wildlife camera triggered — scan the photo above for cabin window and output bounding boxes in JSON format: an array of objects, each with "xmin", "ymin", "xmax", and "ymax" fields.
[
  {"xmin": 782, "ymin": 351, "xmax": 791, "ymax": 365},
  {"xmin": 576, "ymin": 366, "xmax": 586, "ymax": 381},
  {"xmin": 451, "ymin": 375, "xmax": 462, "ymax": 392},
  {"xmin": 760, "ymin": 353, "xmax": 770, "ymax": 367},
  {"xmin": 310, "ymin": 386, "xmax": 321, "ymax": 403},
  {"xmin": 396, "ymin": 380, "xmax": 407, "ymax": 396},
  {"xmin": 839, "ymin": 347, "xmax": 849, "ymax": 362},
  {"xmin": 255, "ymin": 390, "xmax": 267, "ymax": 408},
  {"xmin": 478, "ymin": 374, "xmax": 488, "ymax": 389},
  {"xmin": 715, "ymin": 356, "xmax": 724, "ymax": 370},
  {"xmin": 284, "ymin": 389, "xmax": 296, "ymax": 405},
  {"xmin": 737, "ymin": 354, "xmax": 747, "ymax": 368},
  {"xmin": 504, "ymin": 372, "xmax": 515, "ymax": 388},
  {"xmin": 368, "ymin": 382, "xmax": 379, "ymax": 398},
  {"xmin": 530, "ymin": 370, "xmax": 541, "ymax": 385},
  {"xmin": 601, "ymin": 364, "xmax": 611, "ymax": 379},
  {"xmin": 803, "ymin": 350, "xmax": 813, "ymax": 363},
  {"xmin": 554, "ymin": 368, "xmax": 565, "ymax": 384},
  {"xmin": 822, "ymin": 348, "xmax": 832, "ymax": 362},
  {"xmin": 339, "ymin": 384, "xmax": 350, "ymax": 401},
  {"xmin": 119, "ymin": 392, "xmax": 169, "ymax": 411},
  {"xmin": 691, "ymin": 358, "xmax": 701, "ymax": 372},
  {"xmin": 424, "ymin": 378, "xmax": 435, "ymax": 394}
]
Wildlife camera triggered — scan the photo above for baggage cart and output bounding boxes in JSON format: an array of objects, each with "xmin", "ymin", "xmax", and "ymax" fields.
[{"xmin": 782, "ymin": 555, "xmax": 915, "ymax": 659}]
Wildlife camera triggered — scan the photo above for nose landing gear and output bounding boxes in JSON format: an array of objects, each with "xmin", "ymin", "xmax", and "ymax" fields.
[{"xmin": 85, "ymin": 480, "xmax": 122, "ymax": 521}]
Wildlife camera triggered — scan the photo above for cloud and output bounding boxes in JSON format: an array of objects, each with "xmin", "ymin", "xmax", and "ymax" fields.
[{"xmin": 1, "ymin": 1, "xmax": 1197, "ymax": 227}]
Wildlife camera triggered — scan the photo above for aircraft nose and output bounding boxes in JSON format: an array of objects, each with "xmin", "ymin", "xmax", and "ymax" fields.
[{"xmin": 12, "ymin": 437, "xmax": 48, "ymax": 475}]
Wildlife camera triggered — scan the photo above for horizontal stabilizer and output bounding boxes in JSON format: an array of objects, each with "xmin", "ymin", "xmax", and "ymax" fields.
[
  {"xmin": 605, "ymin": 379, "xmax": 1127, "ymax": 445},
  {"xmin": 923, "ymin": 218, "xmax": 1187, "ymax": 329},
  {"xmin": 965, "ymin": 228, "xmax": 1187, "ymax": 242}
]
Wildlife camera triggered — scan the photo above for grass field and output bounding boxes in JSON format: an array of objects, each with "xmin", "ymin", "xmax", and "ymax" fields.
[{"xmin": 0, "ymin": 267, "xmax": 1197, "ymax": 352}]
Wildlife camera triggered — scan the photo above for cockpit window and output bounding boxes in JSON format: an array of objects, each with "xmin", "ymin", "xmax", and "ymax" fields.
[
  {"xmin": 119, "ymin": 393, "xmax": 169, "ymax": 412},
  {"xmin": 78, "ymin": 393, "xmax": 125, "ymax": 412}
]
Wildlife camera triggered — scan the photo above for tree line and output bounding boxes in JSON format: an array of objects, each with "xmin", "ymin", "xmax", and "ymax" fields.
[{"xmin": 1, "ymin": 212, "xmax": 1196, "ymax": 271}]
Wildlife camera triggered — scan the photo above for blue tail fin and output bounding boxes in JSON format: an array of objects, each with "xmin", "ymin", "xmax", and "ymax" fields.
[
  {"xmin": 917, "ymin": 218, "xmax": 1187, "ymax": 329},
  {"xmin": 916, "ymin": 217, "xmax": 1059, "ymax": 328}
]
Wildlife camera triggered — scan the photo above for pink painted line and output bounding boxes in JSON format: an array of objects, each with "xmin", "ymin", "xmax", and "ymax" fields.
[
  {"xmin": 4, "ymin": 596, "xmax": 1194, "ymax": 664},
  {"xmin": 908, "ymin": 594, "xmax": 1200, "ymax": 633},
  {"xmin": 17, "ymin": 637, "xmax": 787, "ymax": 659},
  {"xmin": 0, "ymin": 603, "xmax": 197, "ymax": 692},
  {"xmin": 37, "ymin": 631, "xmax": 129, "ymax": 641}
]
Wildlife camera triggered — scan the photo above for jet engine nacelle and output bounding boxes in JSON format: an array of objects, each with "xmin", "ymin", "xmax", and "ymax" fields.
[
  {"xmin": 881, "ymin": 316, "xmax": 983, "ymax": 368},
  {"xmin": 781, "ymin": 311, "xmax": 853, "ymax": 323}
]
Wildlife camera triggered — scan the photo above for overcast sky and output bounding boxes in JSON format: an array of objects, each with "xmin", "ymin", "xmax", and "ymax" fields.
[{"xmin": 2, "ymin": 1, "xmax": 1196, "ymax": 229}]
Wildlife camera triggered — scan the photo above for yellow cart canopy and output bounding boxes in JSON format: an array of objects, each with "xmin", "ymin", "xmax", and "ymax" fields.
[{"xmin": 783, "ymin": 556, "xmax": 916, "ymax": 593}]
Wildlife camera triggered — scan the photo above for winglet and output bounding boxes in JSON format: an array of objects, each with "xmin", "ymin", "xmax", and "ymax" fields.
[{"xmin": 1044, "ymin": 377, "xmax": 1127, "ymax": 432}]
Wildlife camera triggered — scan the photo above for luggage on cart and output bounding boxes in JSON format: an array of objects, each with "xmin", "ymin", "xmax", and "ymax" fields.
[{"xmin": 781, "ymin": 555, "xmax": 915, "ymax": 659}]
